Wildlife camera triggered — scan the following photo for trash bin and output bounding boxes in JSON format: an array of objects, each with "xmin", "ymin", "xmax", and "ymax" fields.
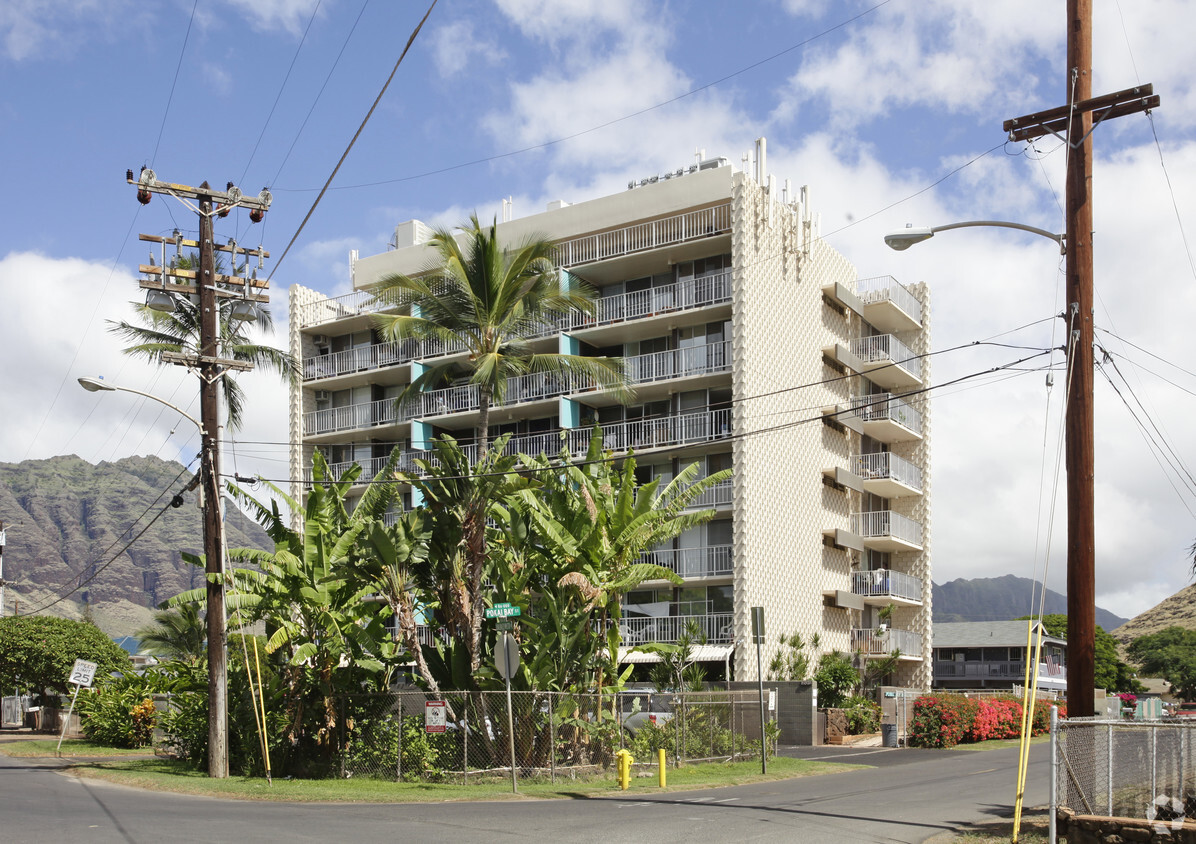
[{"xmin": 881, "ymin": 723, "xmax": 898, "ymax": 747}]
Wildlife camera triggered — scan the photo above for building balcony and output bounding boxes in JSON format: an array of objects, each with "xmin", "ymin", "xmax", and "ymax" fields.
[
  {"xmin": 569, "ymin": 408, "xmax": 731, "ymax": 454},
  {"xmin": 851, "ymin": 569, "xmax": 924, "ymax": 606},
  {"xmin": 304, "ymin": 397, "xmax": 418, "ymax": 437},
  {"xmin": 554, "ymin": 203, "xmax": 732, "ymax": 269},
  {"xmin": 852, "ymin": 627, "xmax": 923, "ymax": 660},
  {"xmin": 295, "ymin": 265, "xmax": 731, "ymax": 337},
  {"xmin": 854, "ymin": 275, "xmax": 923, "ymax": 333},
  {"xmin": 641, "ymin": 545, "xmax": 733, "ymax": 580},
  {"xmin": 625, "ymin": 340, "xmax": 731, "ymax": 386},
  {"xmin": 848, "ymin": 334, "xmax": 921, "ymax": 389},
  {"xmin": 619, "ymin": 612, "xmax": 734, "ymax": 646},
  {"xmin": 850, "ymin": 510, "xmax": 923, "ymax": 552},
  {"xmin": 933, "ymin": 658, "xmax": 1066, "ymax": 689},
  {"xmin": 849, "ymin": 393, "xmax": 922, "ymax": 442},
  {"xmin": 686, "ymin": 477, "xmax": 733, "ymax": 509},
  {"xmin": 855, "ymin": 451, "xmax": 922, "ymax": 497}
]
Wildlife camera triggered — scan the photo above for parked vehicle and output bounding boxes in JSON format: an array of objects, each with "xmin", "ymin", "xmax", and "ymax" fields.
[
  {"xmin": 1173, "ymin": 702, "xmax": 1196, "ymax": 719},
  {"xmin": 617, "ymin": 690, "xmax": 675, "ymax": 734}
]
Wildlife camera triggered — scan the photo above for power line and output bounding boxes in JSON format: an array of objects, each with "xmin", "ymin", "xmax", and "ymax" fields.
[{"xmin": 150, "ymin": 0, "xmax": 200, "ymax": 167}]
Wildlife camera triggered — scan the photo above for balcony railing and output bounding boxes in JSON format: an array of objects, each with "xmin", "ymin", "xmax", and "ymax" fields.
[
  {"xmin": 850, "ymin": 334, "xmax": 921, "ymax": 380},
  {"xmin": 619, "ymin": 612, "xmax": 734, "ymax": 645},
  {"xmin": 851, "ymin": 510, "xmax": 923, "ymax": 548},
  {"xmin": 642, "ymin": 545, "xmax": 733, "ymax": 579},
  {"xmin": 304, "ymin": 397, "xmax": 419, "ymax": 436},
  {"xmin": 850, "ymin": 393, "xmax": 922, "ymax": 436},
  {"xmin": 851, "ymin": 569, "xmax": 923, "ymax": 603},
  {"xmin": 852, "ymin": 627, "xmax": 923, "ymax": 658},
  {"xmin": 687, "ymin": 478, "xmax": 733, "ymax": 509},
  {"xmin": 554, "ymin": 203, "xmax": 732, "ymax": 268},
  {"xmin": 569, "ymin": 408, "xmax": 731, "ymax": 454},
  {"xmin": 855, "ymin": 452, "xmax": 923, "ymax": 492},
  {"xmin": 854, "ymin": 275, "xmax": 923, "ymax": 326},
  {"xmin": 933, "ymin": 659, "xmax": 1066, "ymax": 681},
  {"xmin": 626, "ymin": 340, "xmax": 730, "ymax": 385}
]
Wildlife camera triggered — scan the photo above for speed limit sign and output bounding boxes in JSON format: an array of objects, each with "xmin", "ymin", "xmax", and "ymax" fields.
[{"xmin": 69, "ymin": 659, "xmax": 98, "ymax": 688}]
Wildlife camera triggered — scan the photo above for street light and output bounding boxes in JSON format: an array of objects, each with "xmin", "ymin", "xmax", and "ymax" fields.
[
  {"xmin": 77, "ymin": 377, "xmax": 205, "ymax": 435},
  {"xmin": 884, "ymin": 221, "xmax": 1065, "ymax": 254},
  {"xmin": 77, "ymin": 375, "xmax": 228, "ymax": 777},
  {"xmin": 884, "ymin": 217, "xmax": 1095, "ymax": 719}
]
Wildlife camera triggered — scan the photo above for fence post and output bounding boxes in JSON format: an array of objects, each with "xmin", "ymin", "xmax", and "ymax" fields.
[
  {"xmin": 1150, "ymin": 724, "xmax": 1157, "ymax": 806},
  {"xmin": 396, "ymin": 695, "xmax": 403, "ymax": 783},
  {"xmin": 549, "ymin": 693, "xmax": 556, "ymax": 784},
  {"xmin": 339, "ymin": 695, "xmax": 346, "ymax": 780},
  {"xmin": 1106, "ymin": 722, "xmax": 1113, "ymax": 816},
  {"xmin": 1049, "ymin": 706, "xmax": 1058, "ymax": 844},
  {"xmin": 462, "ymin": 695, "xmax": 468, "ymax": 784}
]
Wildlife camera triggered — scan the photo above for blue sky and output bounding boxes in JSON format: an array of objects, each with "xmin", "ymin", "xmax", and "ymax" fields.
[{"xmin": 2, "ymin": 0, "xmax": 1194, "ymax": 621}]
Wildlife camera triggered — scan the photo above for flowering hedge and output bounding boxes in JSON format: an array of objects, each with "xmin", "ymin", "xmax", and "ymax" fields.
[{"xmin": 909, "ymin": 694, "xmax": 1066, "ymax": 748}]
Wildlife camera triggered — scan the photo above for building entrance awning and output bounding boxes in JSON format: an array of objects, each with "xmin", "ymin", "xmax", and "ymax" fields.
[{"xmin": 619, "ymin": 644, "xmax": 734, "ymax": 664}]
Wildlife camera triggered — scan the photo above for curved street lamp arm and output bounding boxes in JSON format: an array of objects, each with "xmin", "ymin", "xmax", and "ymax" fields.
[
  {"xmin": 931, "ymin": 220, "xmax": 1065, "ymax": 249},
  {"xmin": 77, "ymin": 377, "xmax": 205, "ymax": 435}
]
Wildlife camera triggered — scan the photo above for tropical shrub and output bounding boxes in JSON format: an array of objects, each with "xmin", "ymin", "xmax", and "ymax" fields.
[
  {"xmin": 910, "ymin": 694, "xmax": 1065, "ymax": 747},
  {"xmin": 813, "ymin": 651, "xmax": 857, "ymax": 709},
  {"xmin": 842, "ymin": 695, "xmax": 881, "ymax": 735},
  {"xmin": 76, "ymin": 675, "xmax": 161, "ymax": 748}
]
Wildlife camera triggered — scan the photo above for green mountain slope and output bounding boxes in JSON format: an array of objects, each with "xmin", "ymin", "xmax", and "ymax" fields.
[
  {"xmin": 932, "ymin": 574, "xmax": 1128, "ymax": 631},
  {"xmin": 0, "ymin": 454, "xmax": 272, "ymax": 636}
]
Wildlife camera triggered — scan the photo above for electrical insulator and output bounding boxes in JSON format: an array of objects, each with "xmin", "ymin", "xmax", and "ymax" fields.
[{"xmin": 137, "ymin": 188, "xmax": 152, "ymax": 205}]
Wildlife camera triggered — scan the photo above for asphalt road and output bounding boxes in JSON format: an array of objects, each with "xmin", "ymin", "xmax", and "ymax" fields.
[{"xmin": 0, "ymin": 742, "xmax": 1050, "ymax": 843}]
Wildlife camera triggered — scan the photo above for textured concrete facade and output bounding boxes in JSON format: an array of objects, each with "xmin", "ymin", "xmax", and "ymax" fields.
[{"xmin": 288, "ymin": 150, "xmax": 932, "ymax": 687}]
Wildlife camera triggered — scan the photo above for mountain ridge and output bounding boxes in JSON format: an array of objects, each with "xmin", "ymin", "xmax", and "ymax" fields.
[{"xmin": 932, "ymin": 574, "xmax": 1129, "ymax": 631}]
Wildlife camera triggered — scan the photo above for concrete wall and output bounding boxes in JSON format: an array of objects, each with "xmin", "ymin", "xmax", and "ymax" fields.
[{"xmin": 728, "ymin": 680, "xmax": 818, "ymax": 745}]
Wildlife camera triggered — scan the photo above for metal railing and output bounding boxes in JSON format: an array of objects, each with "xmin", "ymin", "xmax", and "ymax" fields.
[
  {"xmin": 855, "ymin": 451, "xmax": 923, "ymax": 492},
  {"xmin": 554, "ymin": 204, "xmax": 732, "ymax": 268},
  {"xmin": 849, "ymin": 334, "xmax": 921, "ymax": 380},
  {"xmin": 687, "ymin": 478, "xmax": 733, "ymax": 509},
  {"xmin": 569, "ymin": 408, "xmax": 732, "ymax": 454},
  {"xmin": 304, "ymin": 397, "xmax": 420, "ymax": 436},
  {"xmin": 850, "ymin": 393, "xmax": 923, "ymax": 437},
  {"xmin": 851, "ymin": 627, "xmax": 923, "ymax": 658},
  {"xmin": 851, "ymin": 569, "xmax": 923, "ymax": 603},
  {"xmin": 642, "ymin": 545, "xmax": 733, "ymax": 579},
  {"xmin": 619, "ymin": 612, "xmax": 734, "ymax": 645},
  {"xmin": 854, "ymin": 275, "xmax": 923, "ymax": 326},
  {"xmin": 625, "ymin": 340, "xmax": 731, "ymax": 385},
  {"xmin": 933, "ymin": 660, "xmax": 1067, "ymax": 680},
  {"xmin": 850, "ymin": 510, "xmax": 923, "ymax": 547}
]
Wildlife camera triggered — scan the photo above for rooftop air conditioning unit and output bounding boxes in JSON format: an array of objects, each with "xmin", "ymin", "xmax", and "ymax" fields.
[{"xmin": 314, "ymin": 390, "xmax": 331, "ymax": 402}]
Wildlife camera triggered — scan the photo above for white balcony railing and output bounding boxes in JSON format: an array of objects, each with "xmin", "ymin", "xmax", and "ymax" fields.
[
  {"xmin": 626, "ymin": 340, "xmax": 731, "ymax": 385},
  {"xmin": 854, "ymin": 275, "xmax": 924, "ymax": 326},
  {"xmin": 855, "ymin": 452, "xmax": 923, "ymax": 492},
  {"xmin": 850, "ymin": 393, "xmax": 922, "ymax": 436},
  {"xmin": 303, "ymin": 397, "xmax": 420, "ymax": 436},
  {"xmin": 851, "ymin": 569, "xmax": 924, "ymax": 603},
  {"xmin": 850, "ymin": 510, "xmax": 924, "ymax": 548},
  {"xmin": 687, "ymin": 478, "xmax": 733, "ymax": 509},
  {"xmin": 569, "ymin": 408, "xmax": 731, "ymax": 454},
  {"xmin": 849, "ymin": 334, "xmax": 921, "ymax": 380},
  {"xmin": 852, "ymin": 627, "xmax": 923, "ymax": 658},
  {"xmin": 619, "ymin": 612, "xmax": 734, "ymax": 646},
  {"xmin": 554, "ymin": 204, "xmax": 732, "ymax": 268},
  {"xmin": 642, "ymin": 545, "xmax": 733, "ymax": 579}
]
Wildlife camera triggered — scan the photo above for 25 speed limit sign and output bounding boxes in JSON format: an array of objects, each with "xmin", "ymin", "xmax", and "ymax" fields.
[{"xmin": 68, "ymin": 659, "xmax": 98, "ymax": 688}]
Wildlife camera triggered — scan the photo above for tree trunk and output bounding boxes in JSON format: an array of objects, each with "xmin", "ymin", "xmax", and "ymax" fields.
[{"xmin": 466, "ymin": 387, "xmax": 492, "ymax": 675}]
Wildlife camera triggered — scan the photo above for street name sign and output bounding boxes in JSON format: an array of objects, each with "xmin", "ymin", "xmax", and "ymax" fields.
[{"xmin": 484, "ymin": 603, "xmax": 521, "ymax": 619}]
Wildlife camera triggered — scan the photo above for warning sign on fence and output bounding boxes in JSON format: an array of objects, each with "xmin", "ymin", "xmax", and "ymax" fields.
[{"xmin": 425, "ymin": 700, "xmax": 447, "ymax": 733}]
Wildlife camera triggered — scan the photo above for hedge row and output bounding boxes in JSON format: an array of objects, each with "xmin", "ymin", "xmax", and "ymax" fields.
[{"xmin": 908, "ymin": 694, "xmax": 1066, "ymax": 748}]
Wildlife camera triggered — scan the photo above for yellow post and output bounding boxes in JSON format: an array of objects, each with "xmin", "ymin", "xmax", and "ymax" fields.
[
  {"xmin": 658, "ymin": 748, "xmax": 666, "ymax": 788},
  {"xmin": 616, "ymin": 749, "xmax": 632, "ymax": 790}
]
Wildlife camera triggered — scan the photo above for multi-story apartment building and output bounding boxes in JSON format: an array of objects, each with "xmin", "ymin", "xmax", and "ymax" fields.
[{"xmin": 288, "ymin": 142, "xmax": 933, "ymax": 687}]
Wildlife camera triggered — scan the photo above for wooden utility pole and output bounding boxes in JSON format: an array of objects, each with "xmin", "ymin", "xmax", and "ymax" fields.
[
  {"xmin": 127, "ymin": 170, "xmax": 272, "ymax": 777},
  {"xmin": 1003, "ymin": 3, "xmax": 1158, "ymax": 717}
]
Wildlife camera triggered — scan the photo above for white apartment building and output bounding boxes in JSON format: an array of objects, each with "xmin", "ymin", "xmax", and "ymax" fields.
[{"xmin": 288, "ymin": 143, "xmax": 932, "ymax": 687}]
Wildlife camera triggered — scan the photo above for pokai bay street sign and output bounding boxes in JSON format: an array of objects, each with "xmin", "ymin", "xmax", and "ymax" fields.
[{"xmin": 484, "ymin": 603, "xmax": 521, "ymax": 619}]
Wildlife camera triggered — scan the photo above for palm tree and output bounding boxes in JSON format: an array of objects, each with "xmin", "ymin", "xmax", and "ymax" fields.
[
  {"xmin": 369, "ymin": 214, "xmax": 630, "ymax": 458},
  {"xmin": 107, "ymin": 252, "xmax": 298, "ymax": 431},
  {"xmin": 134, "ymin": 602, "xmax": 206, "ymax": 665}
]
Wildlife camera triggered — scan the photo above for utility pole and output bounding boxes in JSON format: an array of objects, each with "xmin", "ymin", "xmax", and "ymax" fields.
[
  {"xmin": 1003, "ymin": 2, "xmax": 1158, "ymax": 717},
  {"xmin": 0, "ymin": 520, "xmax": 7, "ymax": 617},
  {"xmin": 126, "ymin": 169, "xmax": 272, "ymax": 777}
]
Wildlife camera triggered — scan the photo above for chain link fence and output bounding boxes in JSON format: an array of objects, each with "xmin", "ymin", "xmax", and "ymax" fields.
[
  {"xmin": 1054, "ymin": 716, "xmax": 1196, "ymax": 823},
  {"xmin": 338, "ymin": 688, "xmax": 773, "ymax": 783}
]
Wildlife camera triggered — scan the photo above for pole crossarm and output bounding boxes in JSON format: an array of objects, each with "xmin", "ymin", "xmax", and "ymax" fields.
[
  {"xmin": 159, "ymin": 350, "xmax": 256, "ymax": 373},
  {"xmin": 126, "ymin": 170, "xmax": 272, "ymax": 217},
  {"xmin": 138, "ymin": 265, "xmax": 270, "ymax": 291},
  {"xmin": 1003, "ymin": 83, "xmax": 1160, "ymax": 143},
  {"xmin": 139, "ymin": 232, "xmax": 270, "ymax": 260}
]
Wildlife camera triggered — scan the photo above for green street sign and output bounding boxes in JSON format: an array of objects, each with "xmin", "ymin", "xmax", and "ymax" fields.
[
  {"xmin": 497, "ymin": 618, "xmax": 514, "ymax": 632},
  {"xmin": 485, "ymin": 604, "xmax": 521, "ymax": 619}
]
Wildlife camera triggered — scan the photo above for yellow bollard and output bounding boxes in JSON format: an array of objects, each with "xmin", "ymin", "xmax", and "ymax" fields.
[
  {"xmin": 615, "ymin": 749, "xmax": 631, "ymax": 790},
  {"xmin": 658, "ymin": 748, "xmax": 666, "ymax": 788}
]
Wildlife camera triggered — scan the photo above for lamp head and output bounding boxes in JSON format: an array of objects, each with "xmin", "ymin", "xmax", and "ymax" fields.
[
  {"xmin": 78, "ymin": 377, "xmax": 116, "ymax": 393},
  {"xmin": 883, "ymin": 224, "xmax": 935, "ymax": 251}
]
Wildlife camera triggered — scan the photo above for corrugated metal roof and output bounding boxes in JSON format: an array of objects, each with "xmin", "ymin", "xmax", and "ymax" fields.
[{"xmin": 932, "ymin": 620, "xmax": 1067, "ymax": 649}]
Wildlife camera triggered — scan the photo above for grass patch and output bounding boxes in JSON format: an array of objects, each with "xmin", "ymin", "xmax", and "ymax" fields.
[
  {"xmin": 0, "ymin": 738, "xmax": 153, "ymax": 758},
  {"xmin": 950, "ymin": 735, "xmax": 1049, "ymax": 752},
  {"xmin": 67, "ymin": 756, "xmax": 860, "ymax": 803}
]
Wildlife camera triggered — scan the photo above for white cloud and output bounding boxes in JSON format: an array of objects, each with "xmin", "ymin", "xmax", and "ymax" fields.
[
  {"xmin": 220, "ymin": 0, "xmax": 322, "ymax": 36},
  {"xmin": 429, "ymin": 19, "xmax": 505, "ymax": 79},
  {"xmin": 0, "ymin": 0, "xmax": 134, "ymax": 61}
]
